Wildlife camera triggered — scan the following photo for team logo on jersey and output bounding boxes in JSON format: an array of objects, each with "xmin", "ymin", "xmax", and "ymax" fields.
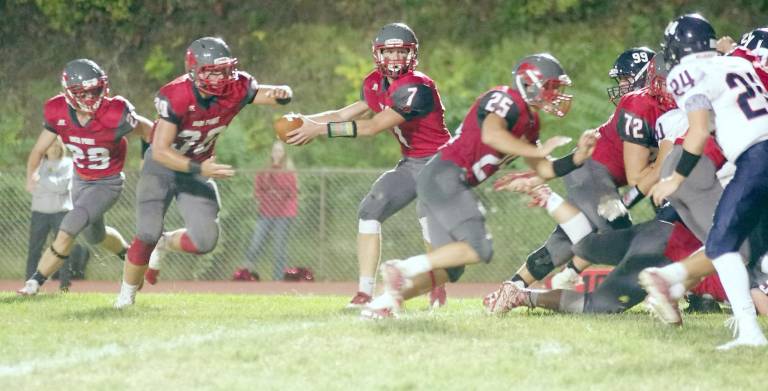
[
  {"xmin": 191, "ymin": 116, "xmax": 221, "ymax": 127},
  {"xmin": 69, "ymin": 136, "xmax": 95, "ymax": 145},
  {"xmin": 188, "ymin": 105, "xmax": 196, "ymax": 112},
  {"xmin": 57, "ymin": 119, "xmax": 66, "ymax": 126},
  {"xmin": 372, "ymin": 83, "xmax": 378, "ymax": 92}
]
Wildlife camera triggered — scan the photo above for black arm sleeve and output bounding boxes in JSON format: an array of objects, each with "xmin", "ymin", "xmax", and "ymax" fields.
[
  {"xmin": 42, "ymin": 120, "xmax": 57, "ymax": 134},
  {"xmin": 244, "ymin": 77, "xmax": 259, "ymax": 107},
  {"xmin": 115, "ymin": 105, "xmax": 138, "ymax": 140},
  {"xmin": 477, "ymin": 91, "xmax": 520, "ymax": 130},
  {"xmin": 390, "ymin": 83, "xmax": 435, "ymax": 121}
]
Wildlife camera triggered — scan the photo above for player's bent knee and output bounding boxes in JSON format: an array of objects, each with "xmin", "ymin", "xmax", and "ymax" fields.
[
  {"xmin": 127, "ymin": 238, "xmax": 154, "ymax": 266},
  {"xmin": 82, "ymin": 226, "xmax": 106, "ymax": 245},
  {"xmin": 358, "ymin": 193, "xmax": 394, "ymax": 223},
  {"xmin": 60, "ymin": 207, "xmax": 90, "ymax": 237},
  {"xmin": 445, "ymin": 266, "xmax": 465, "ymax": 282},
  {"xmin": 526, "ymin": 246, "xmax": 555, "ymax": 280},
  {"xmin": 183, "ymin": 231, "xmax": 219, "ymax": 254},
  {"xmin": 469, "ymin": 237, "xmax": 494, "ymax": 264}
]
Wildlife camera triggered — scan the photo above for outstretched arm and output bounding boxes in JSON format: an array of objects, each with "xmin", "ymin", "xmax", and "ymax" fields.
[
  {"xmin": 286, "ymin": 103, "xmax": 402, "ymax": 145},
  {"xmin": 252, "ymin": 85, "xmax": 293, "ymax": 105},
  {"xmin": 525, "ymin": 129, "xmax": 598, "ymax": 180},
  {"xmin": 26, "ymin": 129, "xmax": 59, "ymax": 193}
]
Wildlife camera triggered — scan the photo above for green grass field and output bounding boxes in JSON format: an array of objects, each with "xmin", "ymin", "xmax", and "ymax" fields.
[{"xmin": 1, "ymin": 292, "xmax": 766, "ymax": 390}]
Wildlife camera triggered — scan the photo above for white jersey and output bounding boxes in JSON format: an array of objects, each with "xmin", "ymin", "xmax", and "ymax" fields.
[
  {"xmin": 667, "ymin": 53, "xmax": 768, "ymax": 162},
  {"xmin": 654, "ymin": 108, "xmax": 689, "ymax": 143},
  {"xmin": 656, "ymin": 108, "xmax": 735, "ymax": 186}
]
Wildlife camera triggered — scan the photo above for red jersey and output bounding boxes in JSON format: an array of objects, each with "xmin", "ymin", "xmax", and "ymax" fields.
[
  {"xmin": 360, "ymin": 70, "xmax": 450, "ymax": 158},
  {"xmin": 43, "ymin": 95, "xmax": 135, "ymax": 179},
  {"xmin": 155, "ymin": 71, "xmax": 258, "ymax": 162},
  {"xmin": 591, "ymin": 88, "xmax": 670, "ymax": 186},
  {"xmin": 440, "ymin": 86, "xmax": 540, "ymax": 187},
  {"xmin": 253, "ymin": 169, "xmax": 298, "ymax": 218},
  {"xmin": 730, "ymin": 47, "xmax": 768, "ymax": 88}
]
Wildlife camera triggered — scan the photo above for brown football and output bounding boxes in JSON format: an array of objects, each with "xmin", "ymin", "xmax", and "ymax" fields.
[{"xmin": 274, "ymin": 114, "xmax": 304, "ymax": 142}]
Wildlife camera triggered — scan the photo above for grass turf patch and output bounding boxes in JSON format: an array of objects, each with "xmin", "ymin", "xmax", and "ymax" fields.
[{"xmin": 0, "ymin": 292, "xmax": 766, "ymax": 390}]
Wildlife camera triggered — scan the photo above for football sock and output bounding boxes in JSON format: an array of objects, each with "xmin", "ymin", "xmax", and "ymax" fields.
[
  {"xmin": 359, "ymin": 276, "xmax": 375, "ymax": 296},
  {"xmin": 712, "ymin": 252, "xmax": 757, "ymax": 321},
  {"xmin": 558, "ymin": 290, "xmax": 585, "ymax": 313},
  {"xmin": 566, "ymin": 260, "xmax": 582, "ymax": 273},
  {"xmin": 400, "ymin": 255, "xmax": 432, "ymax": 277},
  {"xmin": 31, "ymin": 271, "xmax": 47, "ymax": 286},
  {"xmin": 120, "ymin": 281, "xmax": 139, "ymax": 296},
  {"xmin": 510, "ymin": 275, "xmax": 528, "ymax": 288},
  {"xmin": 659, "ymin": 263, "xmax": 688, "ymax": 284}
]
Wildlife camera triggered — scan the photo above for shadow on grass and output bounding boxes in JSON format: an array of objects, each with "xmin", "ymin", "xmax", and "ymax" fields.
[
  {"xmin": 0, "ymin": 293, "xmax": 61, "ymax": 304},
  {"xmin": 61, "ymin": 305, "xmax": 162, "ymax": 321}
]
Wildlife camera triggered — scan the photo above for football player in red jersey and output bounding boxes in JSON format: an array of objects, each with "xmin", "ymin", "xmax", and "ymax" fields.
[
  {"xmin": 115, "ymin": 37, "xmax": 292, "ymax": 308},
  {"xmin": 360, "ymin": 53, "xmax": 598, "ymax": 318},
  {"xmin": 491, "ymin": 48, "xmax": 673, "ymax": 293},
  {"xmin": 285, "ymin": 23, "xmax": 452, "ymax": 309},
  {"xmin": 18, "ymin": 59, "xmax": 153, "ymax": 295}
]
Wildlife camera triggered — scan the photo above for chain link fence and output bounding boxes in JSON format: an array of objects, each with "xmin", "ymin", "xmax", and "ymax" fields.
[{"xmin": 0, "ymin": 168, "xmax": 655, "ymax": 283}]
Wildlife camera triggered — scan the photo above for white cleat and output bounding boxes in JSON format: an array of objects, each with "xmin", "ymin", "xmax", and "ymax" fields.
[
  {"xmin": 17, "ymin": 280, "xmax": 40, "ymax": 296},
  {"xmin": 551, "ymin": 267, "xmax": 581, "ymax": 290},
  {"xmin": 113, "ymin": 292, "xmax": 136, "ymax": 309},
  {"xmin": 360, "ymin": 292, "xmax": 401, "ymax": 320},
  {"xmin": 482, "ymin": 281, "xmax": 530, "ymax": 315},
  {"xmin": 716, "ymin": 317, "xmax": 768, "ymax": 351},
  {"xmin": 380, "ymin": 260, "xmax": 412, "ymax": 297},
  {"xmin": 638, "ymin": 268, "xmax": 682, "ymax": 326}
]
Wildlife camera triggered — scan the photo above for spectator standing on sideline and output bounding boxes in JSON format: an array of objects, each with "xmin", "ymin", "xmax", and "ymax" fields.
[
  {"xmin": 234, "ymin": 140, "xmax": 298, "ymax": 281},
  {"xmin": 25, "ymin": 138, "xmax": 73, "ymax": 290}
]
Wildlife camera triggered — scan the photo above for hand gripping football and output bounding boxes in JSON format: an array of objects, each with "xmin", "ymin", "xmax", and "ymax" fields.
[{"xmin": 274, "ymin": 114, "xmax": 304, "ymax": 142}]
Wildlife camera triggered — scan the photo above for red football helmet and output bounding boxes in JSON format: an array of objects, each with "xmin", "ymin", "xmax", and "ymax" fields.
[
  {"xmin": 372, "ymin": 23, "xmax": 418, "ymax": 78},
  {"xmin": 513, "ymin": 53, "xmax": 573, "ymax": 117},
  {"xmin": 646, "ymin": 57, "xmax": 676, "ymax": 110},
  {"xmin": 185, "ymin": 36, "xmax": 238, "ymax": 96},
  {"xmin": 61, "ymin": 59, "xmax": 109, "ymax": 113}
]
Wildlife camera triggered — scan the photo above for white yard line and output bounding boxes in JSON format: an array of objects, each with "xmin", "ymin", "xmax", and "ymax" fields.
[{"xmin": 0, "ymin": 321, "xmax": 321, "ymax": 378}]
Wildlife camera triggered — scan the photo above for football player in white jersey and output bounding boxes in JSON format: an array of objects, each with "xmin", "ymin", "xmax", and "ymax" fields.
[{"xmin": 644, "ymin": 14, "xmax": 768, "ymax": 350}]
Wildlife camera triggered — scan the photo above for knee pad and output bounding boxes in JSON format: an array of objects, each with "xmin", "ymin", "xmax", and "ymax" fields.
[
  {"xmin": 127, "ymin": 237, "xmax": 154, "ymax": 266},
  {"xmin": 445, "ymin": 266, "xmax": 465, "ymax": 282},
  {"xmin": 358, "ymin": 219, "xmax": 381, "ymax": 234},
  {"xmin": 525, "ymin": 246, "xmax": 555, "ymax": 280},
  {"xmin": 60, "ymin": 207, "xmax": 89, "ymax": 237}
]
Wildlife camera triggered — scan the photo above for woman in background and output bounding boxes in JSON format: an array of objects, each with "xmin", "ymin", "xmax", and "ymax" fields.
[{"xmin": 235, "ymin": 140, "xmax": 298, "ymax": 281}]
